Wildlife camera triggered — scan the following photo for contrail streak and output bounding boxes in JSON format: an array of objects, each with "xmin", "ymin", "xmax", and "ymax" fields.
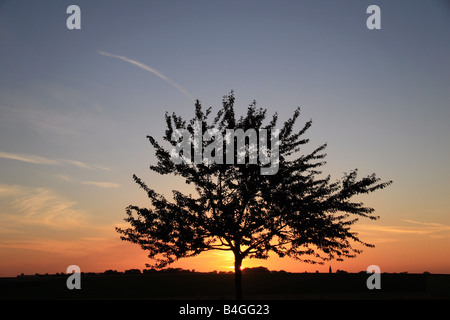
[{"xmin": 98, "ymin": 50, "xmax": 194, "ymax": 100}]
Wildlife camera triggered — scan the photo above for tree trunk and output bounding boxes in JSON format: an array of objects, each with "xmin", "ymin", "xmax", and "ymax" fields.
[{"xmin": 234, "ymin": 254, "xmax": 243, "ymax": 300}]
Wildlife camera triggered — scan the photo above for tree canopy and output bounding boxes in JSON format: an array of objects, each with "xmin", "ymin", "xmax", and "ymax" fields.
[{"xmin": 116, "ymin": 91, "xmax": 392, "ymax": 299}]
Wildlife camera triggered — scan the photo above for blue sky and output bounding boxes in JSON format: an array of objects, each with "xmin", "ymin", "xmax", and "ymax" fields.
[{"xmin": 0, "ymin": 0, "xmax": 449, "ymax": 276}]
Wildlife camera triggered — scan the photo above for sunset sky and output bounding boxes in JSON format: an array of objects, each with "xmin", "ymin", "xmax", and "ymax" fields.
[{"xmin": 0, "ymin": 0, "xmax": 449, "ymax": 277}]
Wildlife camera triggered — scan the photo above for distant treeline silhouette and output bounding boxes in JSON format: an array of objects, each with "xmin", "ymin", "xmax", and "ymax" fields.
[
  {"xmin": 16, "ymin": 266, "xmax": 286, "ymax": 277},
  {"xmin": 99, "ymin": 266, "xmax": 286, "ymax": 275},
  {"xmin": 15, "ymin": 266, "xmax": 430, "ymax": 278}
]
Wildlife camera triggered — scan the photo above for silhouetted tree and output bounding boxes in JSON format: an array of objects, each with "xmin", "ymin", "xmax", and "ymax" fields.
[{"xmin": 116, "ymin": 91, "xmax": 392, "ymax": 300}]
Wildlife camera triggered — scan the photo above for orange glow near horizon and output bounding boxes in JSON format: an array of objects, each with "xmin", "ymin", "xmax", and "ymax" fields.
[
  {"xmin": 1, "ymin": 226, "xmax": 449, "ymax": 277},
  {"xmin": 1, "ymin": 192, "xmax": 449, "ymax": 278}
]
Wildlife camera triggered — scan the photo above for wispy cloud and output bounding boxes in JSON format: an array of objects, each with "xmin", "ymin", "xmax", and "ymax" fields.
[
  {"xmin": 82, "ymin": 181, "xmax": 120, "ymax": 188},
  {"xmin": 0, "ymin": 93, "xmax": 79, "ymax": 136},
  {"xmin": 0, "ymin": 151, "xmax": 59, "ymax": 165},
  {"xmin": 0, "ymin": 151, "xmax": 112, "ymax": 171},
  {"xmin": 54, "ymin": 174, "xmax": 73, "ymax": 182},
  {"xmin": 356, "ymin": 219, "xmax": 450, "ymax": 238},
  {"xmin": 0, "ymin": 236, "xmax": 117, "ymax": 256},
  {"xmin": 357, "ymin": 225, "xmax": 431, "ymax": 235},
  {"xmin": 54, "ymin": 174, "xmax": 119, "ymax": 189},
  {"xmin": 402, "ymin": 219, "xmax": 450, "ymax": 228},
  {"xmin": 98, "ymin": 50, "xmax": 194, "ymax": 100},
  {"xmin": 63, "ymin": 159, "xmax": 112, "ymax": 171},
  {"xmin": 0, "ymin": 184, "xmax": 87, "ymax": 230},
  {"xmin": 0, "ymin": 183, "xmax": 124, "ymax": 276},
  {"xmin": 0, "ymin": 84, "xmax": 105, "ymax": 137}
]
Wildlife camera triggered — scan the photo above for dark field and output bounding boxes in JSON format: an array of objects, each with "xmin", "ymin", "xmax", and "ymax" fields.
[{"xmin": 1, "ymin": 272, "xmax": 449, "ymax": 300}]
